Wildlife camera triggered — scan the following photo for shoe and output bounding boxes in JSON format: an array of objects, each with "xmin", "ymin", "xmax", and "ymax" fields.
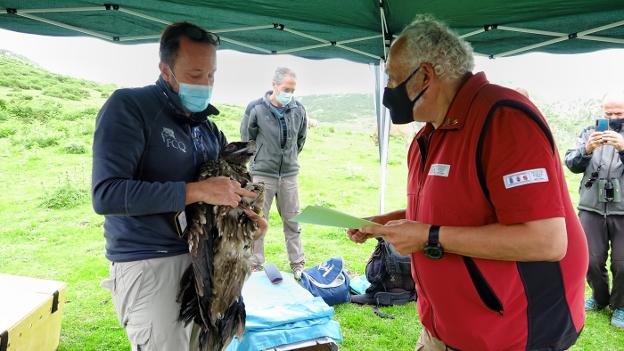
[
  {"xmin": 585, "ymin": 298, "xmax": 606, "ymax": 312},
  {"xmin": 612, "ymin": 308, "xmax": 624, "ymax": 329},
  {"xmin": 251, "ymin": 265, "xmax": 264, "ymax": 272},
  {"xmin": 291, "ymin": 262, "xmax": 305, "ymax": 280}
]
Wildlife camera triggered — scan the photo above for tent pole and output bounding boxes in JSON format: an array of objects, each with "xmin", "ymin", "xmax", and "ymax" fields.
[
  {"xmin": 19, "ymin": 7, "xmax": 104, "ymax": 14},
  {"xmin": 335, "ymin": 44, "xmax": 380, "ymax": 60},
  {"xmin": 377, "ymin": 60, "xmax": 390, "ymax": 214},
  {"xmin": 460, "ymin": 28, "xmax": 485, "ymax": 39},
  {"xmin": 277, "ymin": 43, "xmax": 331, "ymax": 54},
  {"xmin": 377, "ymin": 0, "xmax": 391, "ymax": 214},
  {"xmin": 499, "ymin": 24, "xmax": 624, "ymax": 45},
  {"xmin": 338, "ymin": 34, "xmax": 382, "ymax": 45},
  {"xmin": 379, "ymin": 0, "xmax": 389, "ymax": 59},
  {"xmin": 118, "ymin": 7, "xmax": 171, "ymax": 25},
  {"xmin": 15, "ymin": 12, "xmax": 112, "ymax": 41},
  {"xmin": 493, "ymin": 19, "xmax": 624, "ymax": 57}
]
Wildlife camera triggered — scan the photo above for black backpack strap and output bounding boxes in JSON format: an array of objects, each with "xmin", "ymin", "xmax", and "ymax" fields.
[
  {"xmin": 374, "ymin": 291, "xmax": 415, "ymax": 306},
  {"xmin": 465, "ymin": 100, "xmax": 557, "ymax": 314},
  {"xmin": 476, "ymin": 100, "xmax": 556, "ymax": 205},
  {"xmin": 372, "ymin": 305, "xmax": 395, "ymax": 319}
]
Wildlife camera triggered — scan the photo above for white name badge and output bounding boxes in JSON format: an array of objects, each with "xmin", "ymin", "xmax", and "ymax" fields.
[
  {"xmin": 428, "ymin": 164, "xmax": 451, "ymax": 177},
  {"xmin": 503, "ymin": 168, "xmax": 549, "ymax": 189}
]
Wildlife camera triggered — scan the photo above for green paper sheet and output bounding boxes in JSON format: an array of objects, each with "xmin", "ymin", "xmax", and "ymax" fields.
[{"xmin": 292, "ymin": 205, "xmax": 377, "ymax": 229}]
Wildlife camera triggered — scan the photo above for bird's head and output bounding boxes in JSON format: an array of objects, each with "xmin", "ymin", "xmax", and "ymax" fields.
[{"xmin": 221, "ymin": 141, "xmax": 256, "ymax": 165}]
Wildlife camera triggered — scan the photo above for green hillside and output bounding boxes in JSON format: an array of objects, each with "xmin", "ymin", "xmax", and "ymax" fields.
[
  {"xmin": 299, "ymin": 93, "xmax": 376, "ymax": 126},
  {"xmin": 0, "ymin": 52, "xmax": 621, "ymax": 351}
]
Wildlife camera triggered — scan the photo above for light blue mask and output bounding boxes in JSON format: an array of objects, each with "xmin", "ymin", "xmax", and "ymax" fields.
[
  {"xmin": 170, "ymin": 69, "xmax": 212, "ymax": 112},
  {"xmin": 277, "ymin": 91, "xmax": 293, "ymax": 106},
  {"xmin": 178, "ymin": 82, "xmax": 212, "ymax": 113}
]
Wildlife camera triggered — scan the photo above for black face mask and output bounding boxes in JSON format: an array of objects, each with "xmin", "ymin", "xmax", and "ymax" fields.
[
  {"xmin": 609, "ymin": 118, "xmax": 624, "ymax": 132},
  {"xmin": 382, "ymin": 67, "xmax": 428, "ymax": 125}
]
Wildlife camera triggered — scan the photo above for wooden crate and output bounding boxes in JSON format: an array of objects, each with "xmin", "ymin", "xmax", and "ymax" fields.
[{"xmin": 0, "ymin": 274, "xmax": 67, "ymax": 351}]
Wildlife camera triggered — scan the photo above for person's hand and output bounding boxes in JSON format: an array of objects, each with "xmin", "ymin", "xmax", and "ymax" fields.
[
  {"xmin": 347, "ymin": 215, "xmax": 382, "ymax": 244},
  {"xmin": 359, "ymin": 220, "xmax": 429, "ymax": 256},
  {"xmin": 244, "ymin": 209, "xmax": 268, "ymax": 240},
  {"xmin": 186, "ymin": 177, "xmax": 257, "ymax": 207},
  {"xmin": 601, "ymin": 130, "xmax": 624, "ymax": 151},
  {"xmin": 585, "ymin": 132, "xmax": 604, "ymax": 154}
]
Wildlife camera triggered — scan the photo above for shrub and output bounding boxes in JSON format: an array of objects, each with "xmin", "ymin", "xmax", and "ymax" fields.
[
  {"xmin": 61, "ymin": 107, "xmax": 99, "ymax": 121},
  {"xmin": 7, "ymin": 99, "xmax": 63, "ymax": 122},
  {"xmin": 10, "ymin": 122, "xmax": 63, "ymax": 149},
  {"xmin": 0, "ymin": 123, "xmax": 17, "ymax": 138},
  {"xmin": 15, "ymin": 134, "xmax": 60, "ymax": 149},
  {"xmin": 43, "ymin": 84, "xmax": 90, "ymax": 101},
  {"xmin": 40, "ymin": 178, "xmax": 89, "ymax": 209},
  {"xmin": 95, "ymin": 84, "xmax": 116, "ymax": 98},
  {"xmin": 63, "ymin": 142, "xmax": 87, "ymax": 154}
]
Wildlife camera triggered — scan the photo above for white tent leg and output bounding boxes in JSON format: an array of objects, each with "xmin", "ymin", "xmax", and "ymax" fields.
[{"xmin": 375, "ymin": 60, "xmax": 390, "ymax": 214}]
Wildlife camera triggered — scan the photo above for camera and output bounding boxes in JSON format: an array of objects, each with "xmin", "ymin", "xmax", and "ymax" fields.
[{"xmin": 598, "ymin": 178, "xmax": 621, "ymax": 203}]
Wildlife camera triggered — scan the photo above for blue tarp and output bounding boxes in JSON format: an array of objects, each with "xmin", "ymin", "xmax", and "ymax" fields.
[{"xmin": 226, "ymin": 271, "xmax": 342, "ymax": 351}]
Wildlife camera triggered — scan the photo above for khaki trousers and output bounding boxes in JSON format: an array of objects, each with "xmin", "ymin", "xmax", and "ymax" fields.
[
  {"xmin": 414, "ymin": 328, "xmax": 569, "ymax": 351},
  {"xmin": 415, "ymin": 329, "xmax": 453, "ymax": 351},
  {"xmin": 101, "ymin": 254, "xmax": 200, "ymax": 351},
  {"xmin": 251, "ymin": 175, "xmax": 305, "ymax": 267}
]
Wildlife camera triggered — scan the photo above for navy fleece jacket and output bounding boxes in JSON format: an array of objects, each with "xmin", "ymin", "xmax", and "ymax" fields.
[{"xmin": 92, "ymin": 77, "xmax": 227, "ymax": 262}]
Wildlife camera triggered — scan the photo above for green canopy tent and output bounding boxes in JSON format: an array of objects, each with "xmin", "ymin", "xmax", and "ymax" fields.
[{"xmin": 1, "ymin": 0, "xmax": 624, "ymax": 211}]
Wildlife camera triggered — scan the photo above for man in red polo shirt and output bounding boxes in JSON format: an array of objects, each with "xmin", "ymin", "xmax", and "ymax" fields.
[{"xmin": 348, "ymin": 15, "xmax": 588, "ymax": 350}]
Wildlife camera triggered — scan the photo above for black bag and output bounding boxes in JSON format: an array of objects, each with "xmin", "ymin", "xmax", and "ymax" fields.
[{"xmin": 351, "ymin": 238, "xmax": 416, "ymax": 307}]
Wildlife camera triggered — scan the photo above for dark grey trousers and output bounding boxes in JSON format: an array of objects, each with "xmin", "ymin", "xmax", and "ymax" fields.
[{"xmin": 579, "ymin": 210, "xmax": 624, "ymax": 309}]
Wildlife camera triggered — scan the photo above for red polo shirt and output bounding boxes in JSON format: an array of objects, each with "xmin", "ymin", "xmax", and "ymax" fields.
[{"xmin": 407, "ymin": 72, "xmax": 587, "ymax": 350}]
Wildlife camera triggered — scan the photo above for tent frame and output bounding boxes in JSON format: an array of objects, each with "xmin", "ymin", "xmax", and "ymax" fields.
[
  {"xmin": 1, "ymin": 5, "xmax": 384, "ymax": 60},
  {"xmin": 3, "ymin": 2, "xmax": 624, "ymax": 212},
  {"xmin": 3, "ymin": 4, "xmax": 624, "ymax": 59}
]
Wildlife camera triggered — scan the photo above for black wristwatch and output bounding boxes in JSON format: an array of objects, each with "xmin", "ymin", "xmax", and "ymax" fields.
[{"xmin": 423, "ymin": 225, "xmax": 444, "ymax": 260}]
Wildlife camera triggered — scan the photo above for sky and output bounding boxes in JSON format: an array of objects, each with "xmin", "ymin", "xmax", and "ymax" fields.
[{"xmin": 1, "ymin": 28, "xmax": 623, "ymax": 106}]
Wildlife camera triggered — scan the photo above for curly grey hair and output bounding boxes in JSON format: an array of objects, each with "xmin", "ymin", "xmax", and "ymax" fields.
[
  {"xmin": 395, "ymin": 15, "xmax": 474, "ymax": 81},
  {"xmin": 273, "ymin": 67, "xmax": 296, "ymax": 85}
]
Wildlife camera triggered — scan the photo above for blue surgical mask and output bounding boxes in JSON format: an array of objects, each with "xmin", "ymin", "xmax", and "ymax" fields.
[
  {"xmin": 277, "ymin": 91, "xmax": 293, "ymax": 106},
  {"xmin": 170, "ymin": 68, "xmax": 212, "ymax": 113}
]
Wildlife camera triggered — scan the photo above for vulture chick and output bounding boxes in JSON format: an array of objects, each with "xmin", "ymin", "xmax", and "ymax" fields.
[{"xmin": 177, "ymin": 141, "xmax": 264, "ymax": 351}]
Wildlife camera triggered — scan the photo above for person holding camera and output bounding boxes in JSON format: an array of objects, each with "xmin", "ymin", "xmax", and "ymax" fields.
[{"xmin": 565, "ymin": 92, "xmax": 624, "ymax": 329}]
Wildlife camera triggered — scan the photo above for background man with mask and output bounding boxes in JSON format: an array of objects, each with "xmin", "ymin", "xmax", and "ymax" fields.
[
  {"xmin": 348, "ymin": 15, "xmax": 587, "ymax": 350},
  {"xmin": 240, "ymin": 67, "xmax": 307, "ymax": 279},
  {"xmin": 565, "ymin": 92, "xmax": 624, "ymax": 329},
  {"xmin": 92, "ymin": 22, "xmax": 266, "ymax": 350}
]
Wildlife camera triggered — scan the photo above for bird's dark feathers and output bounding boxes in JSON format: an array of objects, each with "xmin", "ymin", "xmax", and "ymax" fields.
[{"xmin": 177, "ymin": 141, "xmax": 263, "ymax": 351}]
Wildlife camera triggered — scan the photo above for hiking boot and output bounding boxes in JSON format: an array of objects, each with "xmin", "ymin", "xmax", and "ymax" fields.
[
  {"xmin": 291, "ymin": 262, "xmax": 305, "ymax": 280},
  {"xmin": 251, "ymin": 265, "xmax": 264, "ymax": 272},
  {"xmin": 612, "ymin": 308, "xmax": 624, "ymax": 329},
  {"xmin": 585, "ymin": 298, "xmax": 606, "ymax": 312}
]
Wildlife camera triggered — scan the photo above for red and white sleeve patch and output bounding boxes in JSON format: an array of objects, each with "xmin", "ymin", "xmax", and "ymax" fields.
[{"xmin": 503, "ymin": 168, "xmax": 549, "ymax": 189}]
